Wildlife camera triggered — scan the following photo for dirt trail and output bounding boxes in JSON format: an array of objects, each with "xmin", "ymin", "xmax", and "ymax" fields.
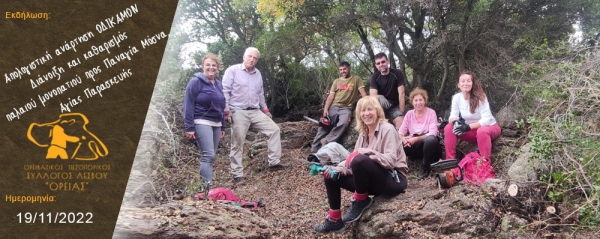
[{"xmin": 113, "ymin": 112, "xmax": 593, "ymax": 238}]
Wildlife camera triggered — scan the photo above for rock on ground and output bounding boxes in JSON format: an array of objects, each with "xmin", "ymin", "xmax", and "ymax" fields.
[
  {"xmin": 153, "ymin": 200, "xmax": 271, "ymax": 239},
  {"xmin": 356, "ymin": 179, "xmax": 496, "ymax": 238},
  {"xmin": 507, "ymin": 142, "xmax": 541, "ymax": 182}
]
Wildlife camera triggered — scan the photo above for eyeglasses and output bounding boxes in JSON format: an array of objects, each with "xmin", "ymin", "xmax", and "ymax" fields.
[{"xmin": 375, "ymin": 60, "xmax": 387, "ymax": 65}]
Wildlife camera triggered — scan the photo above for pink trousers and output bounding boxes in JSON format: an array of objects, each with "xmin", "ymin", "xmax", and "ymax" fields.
[{"xmin": 444, "ymin": 123, "xmax": 501, "ymax": 160}]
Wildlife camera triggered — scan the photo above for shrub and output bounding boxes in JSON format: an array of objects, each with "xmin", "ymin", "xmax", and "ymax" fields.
[{"xmin": 512, "ymin": 45, "xmax": 600, "ymax": 228}]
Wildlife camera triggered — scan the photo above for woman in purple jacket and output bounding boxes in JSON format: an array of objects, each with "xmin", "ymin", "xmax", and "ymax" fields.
[{"xmin": 183, "ymin": 53, "xmax": 226, "ymax": 191}]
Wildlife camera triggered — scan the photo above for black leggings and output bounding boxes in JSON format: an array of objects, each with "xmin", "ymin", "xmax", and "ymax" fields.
[
  {"xmin": 404, "ymin": 135, "xmax": 441, "ymax": 167},
  {"xmin": 324, "ymin": 154, "xmax": 407, "ymax": 210}
]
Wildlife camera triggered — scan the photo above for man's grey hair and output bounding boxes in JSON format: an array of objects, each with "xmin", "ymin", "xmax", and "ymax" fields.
[{"xmin": 244, "ymin": 47, "xmax": 260, "ymax": 58}]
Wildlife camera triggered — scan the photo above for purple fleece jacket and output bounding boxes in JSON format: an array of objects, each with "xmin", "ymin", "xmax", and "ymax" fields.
[{"xmin": 183, "ymin": 72, "xmax": 226, "ymax": 132}]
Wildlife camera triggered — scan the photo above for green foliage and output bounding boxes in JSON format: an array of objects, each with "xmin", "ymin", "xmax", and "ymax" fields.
[
  {"xmin": 509, "ymin": 42, "xmax": 574, "ymax": 113},
  {"xmin": 512, "ymin": 44, "xmax": 600, "ymax": 228},
  {"xmin": 183, "ymin": 179, "xmax": 208, "ymax": 197},
  {"xmin": 579, "ymin": 200, "xmax": 600, "ymax": 228},
  {"xmin": 173, "ymin": 0, "xmax": 600, "ymax": 117},
  {"xmin": 268, "ymin": 62, "xmax": 339, "ymax": 114}
]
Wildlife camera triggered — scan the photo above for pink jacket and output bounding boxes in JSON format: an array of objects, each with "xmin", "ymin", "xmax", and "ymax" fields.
[
  {"xmin": 398, "ymin": 108, "xmax": 438, "ymax": 137},
  {"xmin": 337, "ymin": 121, "xmax": 408, "ymax": 175}
]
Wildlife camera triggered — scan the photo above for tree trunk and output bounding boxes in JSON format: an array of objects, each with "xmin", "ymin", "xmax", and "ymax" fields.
[
  {"xmin": 355, "ymin": 23, "xmax": 376, "ymax": 72},
  {"xmin": 387, "ymin": 32, "xmax": 397, "ymax": 69},
  {"xmin": 390, "ymin": 36, "xmax": 409, "ymax": 88},
  {"xmin": 458, "ymin": 0, "xmax": 476, "ymax": 72},
  {"xmin": 435, "ymin": 44, "xmax": 450, "ymax": 108}
]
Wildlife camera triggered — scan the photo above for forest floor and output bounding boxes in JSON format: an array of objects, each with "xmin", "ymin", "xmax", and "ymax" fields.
[
  {"xmin": 153, "ymin": 133, "xmax": 439, "ymax": 239},
  {"xmin": 113, "ymin": 112, "xmax": 599, "ymax": 239},
  {"xmin": 156, "ymin": 120, "xmax": 362, "ymax": 238}
]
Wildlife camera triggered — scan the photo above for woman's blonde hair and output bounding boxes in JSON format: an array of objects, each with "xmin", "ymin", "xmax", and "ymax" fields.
[
  {"xmin": 201, "ymin": 53, "xmax": 221, "ymax": 70},
  {"xmin": 409, "ymin": 87, "xmax": 428, "ymax": 106},
  {"xmin": 354, "ymin": 96, "xmax": 387, "ymax": 134}
]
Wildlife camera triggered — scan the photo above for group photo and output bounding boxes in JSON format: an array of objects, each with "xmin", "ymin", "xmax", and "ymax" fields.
[{"xmin": 114, "ymin": 0, "xmax": 600, "ymax": 238}]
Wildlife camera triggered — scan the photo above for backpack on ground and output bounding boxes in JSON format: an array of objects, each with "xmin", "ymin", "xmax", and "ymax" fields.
[
  {"xmin": 195, "ymin": 187, "xmax": 265, "ymax": 210},
  {"xmin": 453, "ymin": 151, "xmax": 495, "ymax": 186},
  {"xmin": 313, "ymin": 142, "xmax": 350, "ymax": 165}
]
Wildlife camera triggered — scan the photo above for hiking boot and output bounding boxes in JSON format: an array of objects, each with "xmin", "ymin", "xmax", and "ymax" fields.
[
  {"xmin": 418, "ymin": 164, "xmax": 431, "ymax": 180},
  {"xmin": 342, "ymin": 197, "xmax": 373, "ymax": 223},
  {"xmin": 233, "ymin": 177, "xmax": 245, "ymax": 186},
  {"xmin": 314, "ymin": 217, "xmax": 345, "ymax": 233},
  {"xmin": 268, "ymin": 162, "xmax": 290, "ymax": 171}
]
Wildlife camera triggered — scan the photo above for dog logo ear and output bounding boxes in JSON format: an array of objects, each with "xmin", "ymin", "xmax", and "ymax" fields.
[{"xmin": 27, "ymin": 113, "xmax": 108, "ymax": 160}]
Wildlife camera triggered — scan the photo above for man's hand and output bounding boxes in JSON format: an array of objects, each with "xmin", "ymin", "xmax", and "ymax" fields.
[
  {"xmin": 323, "ymin": 109, "xmax": 329, "ymax": 117},
  {"xmin": 263, "ymin": 109, "xmax": 272, "ymax": 118},
  {"xmin": 225, "ymin": 110, "xmax": 232, "ymax": 124},
  {"xmin": 185, "ymin": 131, "xmax": 196, "ymax": 139}
]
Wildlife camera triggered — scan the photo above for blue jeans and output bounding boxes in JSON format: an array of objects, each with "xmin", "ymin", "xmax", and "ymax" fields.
[{"xmin": 194, "ymin": 124, "xmax": 221, "ymax": 185}]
